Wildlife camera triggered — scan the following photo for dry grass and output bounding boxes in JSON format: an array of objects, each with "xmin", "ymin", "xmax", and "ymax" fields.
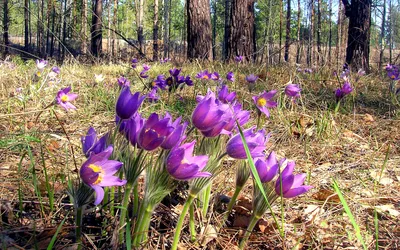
[{"xmin": 0, "ymin": 56, "xmax": 399, "ymax": 249}]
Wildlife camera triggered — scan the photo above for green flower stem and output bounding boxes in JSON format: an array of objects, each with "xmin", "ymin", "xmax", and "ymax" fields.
[
  {"xmin": 110, "ymin": 187, "xmax": 115, "ymax": 215},
  {"xmin": 75, "ymin": 206, "xmax": 84, "ymax": 250},
  {"xmin": 238, "ymin": 214, "xmax": 260, "ymax": 250},
  {"xmin": 224, "ymin": 185, "xmax": 243, "ymax": 222},
  {"xmin": 201, "ymin": 181, "xmax": 212, "ymax": 217},
  {"xmin": 133, "ymin": 203, "xmax": 154, "ymax": 246},
  {"xmin": 133, "ymin": 182, "xmax": 139, "ymax": 216},
  {"xmin": 189, "ymin": 202, "xmax": 196, "ymax": 242},
  {"xmin": 171, "ymin": 193, "xmax": 197, "ymax": 250},
  {"xmin": 119, "ymin": 182, "xmax": 133, "ymax": 243}
]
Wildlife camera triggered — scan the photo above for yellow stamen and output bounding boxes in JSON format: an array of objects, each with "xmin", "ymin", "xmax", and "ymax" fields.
[
  {"xmin": 391, "ymin": 75, "xmax": 395, "ymax": 79},
  {"xmin": 203, "ymin": 75, "xmax": 209, "ymax": 79},
  {"xmin": 152, "ymin": 81, "xmax": 157, "ymax": 87},
  {"xmin": 61, "ymin": 95, "xmax": 69, "ymax": 103},
  {"xmin": 181, "ymin": 158, "xmax": 189, "ymax": 164},
  {"xmin": 88, "ymin": 164, "xmax": 104, "ymax": 185},
  {"xmin": 36, "ymin": 72, "xmax": 41, "ymax": 77},
  {"xmin": 257, "ymin": 97, "xmax": 267, "ymax": 107}
]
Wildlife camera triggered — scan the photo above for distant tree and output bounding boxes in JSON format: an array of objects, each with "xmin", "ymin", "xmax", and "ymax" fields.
[
  {"xmin": 317, "ymin": 0, "xmax": 322, "ymax": 64},
  {"xmin": 137, "ymin": 0, "xmax": 145, "ymax": 53},
  {"xmin": 223, "ymin": 0, "xmax": 231, "ymax": 60},
  {"xmin": 24, "ymin": 0, "xmax": 29, "ymax": 50},
  {"xmin": 81, "ymin": 0, "xmax": 88, "ymax": 54},
  {"xmin": 163, "ymin": 0, "xmax": 169, "ymax": 57},
  {"xmin": 228, "ymin": 0, "xmax": 255, "ymax": 62},
  {"xmin": 284, "ymin": 0, "xmax": 291, "ymax": 62},
  {"xmin": 296, "ymin": 0, "xmax": 302, "ymax": 63},
  {"xmin": 187, "ymin": 0, "xmax": 213, "ymax": 60},
  {"xmin": 342, "ymin": 0, "xmax": 371, "ymax": 71},
  {"xmin": 3, "ymin": 0, "xmax": 9, "ymax": 55},
  {"xmin": 153, "ymin": 0, "xmax": 159, "ymax": 61},
  {"xmin": 91, "ymin": 0, "xmax": 103, "ymax": 57}
]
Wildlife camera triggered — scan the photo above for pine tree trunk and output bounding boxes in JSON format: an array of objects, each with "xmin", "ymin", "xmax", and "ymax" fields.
[
  {"xmin": 228, "ymin": 0, "xmax": 255, "ymax": 62},
  {"xmin": 46, "ymin": 0, "xmax": 52, "ymax": 55},
  {"xmin": 342, "ymin": 0, "xmax": 371, "ymax": 71},
  {"xmin": 223, "ymin": 0, "xmax": 231, "ymax": 60},
  {"xmin": 317, "ymin": 0, "xmax": 322, "ymax": 65},
  {"xmin": 62, "ymin": 0, "xmax": 67, "ymax": 59},
  {"xmin": 279, "ymin": 0, "xmax": 283, "ymax": 63},
  {"xmin": 284, "ymin": 0, "xmax": 291, "ymax": 62},
  {"xmin": 107, "ymin": 0, "xmax": 111, "ymax": 56},
  {"xmin": 336, "ymin": 0, "xmax": 341, "ymax": 69},
  {"xmin": 24, "ymin": 0, "xmax": 29, "ymax": 50},
  {"xmin": 388, "ymin": 0, "xmax": 392, "ymax": 63},
  {"xmin": 296, "ymin": 0, "xmax": 301, "ymax": 64},
  {"xmin": 163, "ymin": 0, "xmax": 169, "ymax": 57},
  {"xmin": 212, "ymin": 0, "xmax": 217, "ymax": 60},
  {"xmin": 81, "ymin": 0, "xmax": 87, "ymax": 54},
  {"xmin": 138, "ymin": 0, "xmax": 145, "ymax": 53},
  {"xmin": 91, "ymin": 0, "xmax": 103, "ymax": 57},
  {"xmin": 153, "ymin": 0, "xmax": 159, "ymax": 61},
  {"xmin": 50, "ymin": 2, "xmax": 55, "ymax": 57},
  {"xmin": 307, "ymin": 0, "xmax": 314, "ymax": 66},
  {"xmin": 3, "ymin": 0, "xmax": 9, "ymax": 55},
  {"xmin": 112, "ymin": 0, "xmax": 118, "ymax": 57},
  {"xmin": 187, "ymin": 0, "xmax": 213, "ymax": 60},
  {"xmin": 328, "ymin": 0, "xmax": 332, "ymax": 64}
]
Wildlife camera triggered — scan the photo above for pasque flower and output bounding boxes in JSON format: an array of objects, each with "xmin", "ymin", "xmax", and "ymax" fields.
[
  {"xmin": 222, "ymin": 102, "xmax": 250, "ymax": 134},
  {"xmin": 80, "ymin": 146, "xmax": 126, "ymax": 205},
  {"xmin": 131, "ymin": 58, "xmax": 138, "ymax": 68},
  {"xmin": 211, "ymin": 72, "xmax": 221, "ymax": 81},
  {"xmin": 226, "ymin": 127, "xmax": 269, "ymax": 159},
  {"xmin": 226, "ymin": 71, "xmax": 234, "ymax": 82},
  {"xmin": 116, "ymin": 87, "xmax": 145, "ymax": 120},
  {"xmin": 254, "ymin": 151, "xmax": 279, "ymax": 183},
  {"xmin": 81, "ymin": 127, "xmax": 109, "ymax": 158},
  {"xmin": 246, "ymin": 74, "xmax": 258, "ymax": 84},
  {"xmin": 235, "ymin": 56, "xmax": 243, "ymax": 63},
  {"xmin": 118, "ymin": 76, "xmax": 131, "ymax": 87},
  {"xmin": 192, "ymin": 90, "xmax": 232, "ymax": 137},
  {"xmin": 124, "ymin": 113, "xmax": 146, "ymax": 147},
  {"xmin": 36, "ymin": 59, "xmax": 48, "ymax": 70},
  {"xmin": 275, "ymin": 161, "xmax": 312, "ymax": 198},
  {"xmin": 166, "ymin": 141, "xmax": 211, "ymax": 180},
  {"xmin": 138, "ymin": 113, "xmax": 174, "ymax": 151},
  {"xmin": 161, "ymin": 113, "xmax": 188, "ymax": 149},
  {"xmin": 147, "ymin": 88, "xmax": 159, "ymax": 102},
  {"xmin": 217, "ymin": 84, "xmax": 236, "ymax": 104},
  {"xmin": 169, "ymin": 68, "xmax": 181, "ymax": 77},
  {"xmin": 385, "ymin": 64, "xmax": 400, "ymax": 80},
  {"xmin": 196, "ymin": 70, "xmax": 211, "ymax": 80},
  {"xmin": 335, "ymin": 81, "xmax": 353, "ymax": 100},
  {"xmin": 52, "ymin": 66, "xmax": 60, "ymax": 74},
  {"xmin": 285, "ymin": 84, "xmax": 301, "ymax": 99},
  {"xmin": 252, "ymin": 90, "xmax": 278, "ymax": 117},
  {"xmin": 56, "ymin": 86, "xmax": 78, "ymax": 110}
]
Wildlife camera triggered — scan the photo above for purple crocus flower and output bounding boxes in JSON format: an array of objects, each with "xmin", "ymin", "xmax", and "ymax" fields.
[
  {"xmin": 137, "ymin": 113, "xmax": 174, "ymax": 151},
  {"xmin": 245, "ymin": 74, "xmax": 258, "ymax": 84},
  {"xmin": 211, "ymin": 72, "xmax": 221, "ymax": 81},
  {"xmin": 124, "ymin": 113, "xmax": 146, "ymax": 147},
  {"xmin": 226, "ymin": 72, "xmax": 234, "ymax": 82},
  {"xmin": 56, "ymin": 86, "xmax": 78, "ymax": 111},
  {"xmin": 80, "ymin": 146, "xmax": 126, "ymax": 205},
  {"xmin": 160, "ymin": 113, "xmax": 188, "ymax": 149},
  {"xmin": 196, "ymin": 70, "xmax": 211, "ymax": 80},
  {"xmin": 169, "ymin": 68, "xmax": 181, "ymax": 77},
  {"xmin": 142, "ymin": 64, "xmax": 151, "ymax": 71},
  {"xmin": 36, "ymin": 59, "xmax": 48, "ymax": 70},
  {"xmin": 275, "ymin": 161, "xmax": 313, "ymax": 198},
  {"xmin": 166, "ymin": 140, "xmax": 211, "ymax": 180},
  {"xmin": 151, "ymin": 74, "xmax": 167, "ymax": 89},
  {"xmin": 81, "ymin": 127, "xmax": 109, "ymax": 158},
  {"xmin": 252, "ymin": 90, "xmax": 278, "ymax": 117},
  {"xmin": 117, "ymin": 76, "xmax": 131, "ymax": 87},
  {"xmin": 335, "ymin": 81, "xmax": 353, "ymax": 100},
  {"xmin": 185, "ymin": 76, "xmax": 193, "ymax": 86},
  {"xmin": 192, "ymin": 90, "xmax": 232, "ymax": 137},
  {"xmin": 222, "ymin": 102, "xmax": 250, "ymax": 134},
  {"xmin": 234, "ymin": 56, "xmax": 243, "ymax": 63},
  {"xmin": 166, "ymin": 76, "xmax": 174, "ymax": 87},
  {"xmin": 386, "ymin": 64, "xmax": 400, "ymax": 80},
  {"xmin": 140, "ymin": 70, "xmax": 149, "ymax": 78},
  {"xmin": 52, "ymin": 66, "xmax": 60, "ymax": 74},
  {"xmin": 285, "ymin": 84, "xmax": 301, "ymax": 99},
  {"xmin": 217, "ymin": 84, "xmax": 237, "ymax": 104},
  {"xmin": 131, "ymin": 58, "xmax": 139, "ymax": 68},
  {"xmin": 116, "ymin": 87, "xmax": 146, "ymax": 120},
  {"xmin": 147, "ymin": 88, "xmax": 160, "ymax": 102},
  {"xmin": 254, "ymin": 151, "xmax": 279, "ymax": 183},
  {"xmin": 226, "ymin": 127, "xmax": 269, "ymax": 159}
]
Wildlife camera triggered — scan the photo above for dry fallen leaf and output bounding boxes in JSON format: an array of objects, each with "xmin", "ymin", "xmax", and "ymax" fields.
[
  {"xmin": 200, "ymin": 225, "xmax": 218, "ymax": 246},
  {"xmin": 375, "ymin": 204, "xmax": 400, "ymax": 217},
  {"xmin": 312, "ymin": 189, "xmax": 340, "ymax": 202},
  {"xmin": 363, "ymin": 114, "xmax": 374, "ymax": 122},
  {"xmin": 369, "ymin": 170, "xmax": 394, "ymax": 186}
]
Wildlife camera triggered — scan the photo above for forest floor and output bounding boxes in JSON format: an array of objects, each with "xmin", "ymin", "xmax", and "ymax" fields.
[{"xmin": 0, "ymin": 57, "xmax": 399, "ymax": 249}]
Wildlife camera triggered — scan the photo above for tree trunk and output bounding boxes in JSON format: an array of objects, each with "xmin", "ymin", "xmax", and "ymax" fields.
[
  {"xmin": 317, "ymin": 0, "xmax": 322, "ymax": 65},
  {"xmin": 153, "ymin": 0, "xmax": 159, "ymax": 61},
  {"xmin": 187, "ymin": 0, "xmax": 213, "ymax": 60},
  {"xmin": 3, "ymin": 0, "xmax": 9, "ymax": 55},
  {"xmin": 328, "ymin": 0, "xmax": 332, "ymax": 64},
  {"xmin": 112, "ymin": 0, "xmax": 118, "ymax": 57},
  {"xmin": 228, "ymin": 0, "xmax": 255, "ymax": 62},
  {"xmin": 50, "ymin": 1, "xmax": 55, "ymax": 57},
  {"xmin": 91, "ymin": 0, "xmax": 103, "ymax": 57},
  {"xmin": 284, "ymin": 0, "xmax": 291, "ymax": 62},
  {"xmin": 24, "ymin": 0, "xmax": 29, "ymax": 50},
  {"xmin": 342, "ymin": 0, "xmax": 371, "ymax": 71},
  {"xmin": 279, "ymin": 0, "xmax": 283, "ymax": 63},
  {"xmin": 388, "ymin": 0, "xmax": 392, "ymax": 63},
  {"xmin": 378, "ymin": 0, "xmax": 386, "ymax": 68},
  {"xmin": 46, "ymin": 0, "xmax": 52, "ymax": 55},
  {"xmin": 163, "ymin": 0, "xmax": 169, "ymax": 57},
  {"xmin": 212, "ymin": 0, "xmax": 217, "ymax": 60},
  {"xmin": 137, "ymin": 0, "xmax": 145, "ymax": 53},
  {"xmin": 81, "ymin": 0, "xmax": 87, "ymax": 54},
  {"xmin": 296, "ymin": 0, "xmax": 302, "ymax": 64},
  {"xmin": 223, "ymin": 0, "xmax": 231, "ymax": 60},
  {"xmin": 336, "ymin": 0, "xmax": 341, "ymax": 69},
  {"xmin": 307, "ymin": 0, "xmax": 314, "ymax": 66},
  {"xmin": 62, "ymin": 0, "xmax": 67, "ymax": 59}
]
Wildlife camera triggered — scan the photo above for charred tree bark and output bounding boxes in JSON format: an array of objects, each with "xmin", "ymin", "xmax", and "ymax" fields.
[
  {"xmin": 187, "ymin": 0, "xmax": 213, "ymax": 60},
  {"xmin": 153, "ymin": 0, "xmax": 159, "ymax": 61},
  {"xmin": 284, "ymin": 0, "xmax": 291, "ymax": 62},
  {"xmin": 91, "ymin": 0, "xmax": 103, "ymax": 57},
  {"xmin": 342, "ymin": 0, "xmax": 371, "ymax": 71},
  {"xmin": 24, "ymin": 0, "xmax": 29, "ymax": 50},
  {"xmin": 3, "ymin": 0, "xmax": 9, "ymax": 55},
  {"xmin": 228, "ymin": 0, "xmax": 255, "ymax": 62}
]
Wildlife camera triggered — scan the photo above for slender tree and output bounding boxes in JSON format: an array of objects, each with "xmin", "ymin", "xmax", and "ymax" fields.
[
  {"xmin": 296, "ymin": 0, "xmax": 302, "ymax": 63},
  {"xmin": 336, "ymin": 0, "xmax": 341, "ymax": 68},
  {"xmin": 279, "ymin": 0, "xmax": 283, "ymax": 63},
  {"xmin": 307, "ymin": 0, "xmax": 314, "ymax": 66},
  {"xmin": 212, "ymin": 0, "xmax": 217, "ymax": 60},
  {"xmin": 228, "ymin": 0, "xmax": 255, "ymax": 62},
  {"xmin": 3, "ymin": 0, "xmax": 9, "ymax": 55},
  {"xmin": 317, "ymin": 0, "xmax": 322, "ymax": 65},
  {"xmin": 223, "ymin": 0, "xmax": 231, "ymax": 60},
  {"xmin": 379, "ymin": 0, "xmax": 386, "ymax": 68},
  {"xmin": 24, "ymin": 0, "xmax": 29, "ymax": 50},
  {"xmin": 328, "ymin": 0, "xmax": 332, "ymax": 64},
  {"xmin": 112, "ymin": 0, "xmax": 118, "ymax": 57},
  {"xmin": 187, "ymin": 0, "xmax": 213, "ymax": 60},
  {"xmin": 81, "ymin": 0, "xmax": 87, "ymax": 54},
  {"xmin": 137, "ymin": 0, "xmax": 145, "ymax": 53},
  {"xmin": 342, "ymin": 0, "xmax": 371, "ymax": 71},
  {"xmin": 153, "ymin": 0, "xmax": 159, "ymax": 61},
  {"xmin": 91, "ymin": 0, "xmax": 103, "ymax": 57},
  {"xmin": 284, "ymin": 0, "xmax": 291, "ymax": 62},
  {"xmin": 163, "ymin": 0, "xmax": 169, "ymax": 57}
]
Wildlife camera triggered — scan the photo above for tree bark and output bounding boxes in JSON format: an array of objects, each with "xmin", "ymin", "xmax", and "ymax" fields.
[
  {"xmin": 112, "ymin": 0, "xmax": 118, "ymax": 57},
  {"xmin": 228, "ymin": 0, "xmax": 255, "ymax": 62},
  {"xmin": 296, "ymin": 0, "xmax": 302, "ymax": 64},
  {"xmin": 284, "ymin": 0, "xmax": 291, "ymax": 62},
  {"xmin": 212, "ymin": 0, "xmax": 217, "ymax": 60},
  {"xmin": 342, "ymin": 0, "xmax": 371, "ymax": 71},
  {"xmin": 379, "ymin": 0, "xmax": 386, "ymax": 68},
  {"xmin": 91, "ymin": 0, "xmax": 103, "ymax": 57},
  {"xmin": 328, "ymin": 0, "xmax": 332, "ymax": 64},
  {"xmin": 3, "ymin": 0, "xmax": 9, "ymax": 55},
  {"xmin": 336, "ymin": 0, "xmax": 341, "ymax": 69},
  {"xmin": 153, "ymin": 0, "xmax": 159, "ymax": 61},
  {"xmin": 24, "ymin": 0, "xmax": 29, "ymax": 50},
  {"xmin": 317, "ymin": 0, "xmax": 322, "ymax": 65},
  {"xmin": 163, "ymin": 0, "xmax": 169, "ymax": 57},
  {"xmin": 223, "ymin": 0, "xmax": 231, "ymax": 60},
  {"xmin": 187, "ymin": 0, "xmax": 213, "ymax": 60},
  {"xmin": 307, "ymin": 0, "xmax": 314, "ymax": 66},
  {"xmin": 137, "ymin": 0, "xmax": 145, "ymax": 53},
  {"xmin": 279, "ymin": 0, "xmax": 283, "ymax": 63}
]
